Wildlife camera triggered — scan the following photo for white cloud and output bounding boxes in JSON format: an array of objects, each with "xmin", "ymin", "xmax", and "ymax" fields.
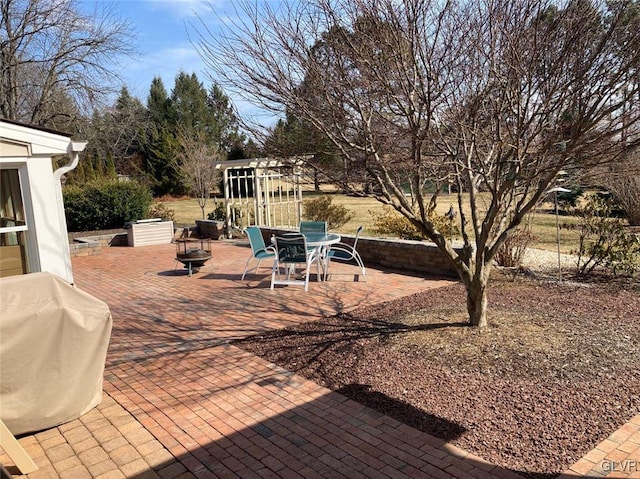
[
  {"xmin": 109, "ymin": 0, "xmax": 278, "ymax": 126},
  {"xmin": 143, "ymin": 0, "xmax": 223, "ymax": 19},
  {"xmin": 116, "ymin": 42, "xmax": 206, "ymax": 99}
]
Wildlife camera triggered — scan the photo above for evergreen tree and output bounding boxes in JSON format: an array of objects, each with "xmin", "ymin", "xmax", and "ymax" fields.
[
  {"xmin": 105, "ymin": 152, "xmax": 117, "ymax": 179},
  {"xmin": 81, "ymin": 86, "xmax": 148, "ymax": 180},
  {"xmin": 66, "ymin": 158, "xmax": 86, "ymax": 185},
  {"xmin": 147, "ymin": 77, "xmax": 173, "ymax": 124},
  {"xmin": 112, "ymin": 87, "xmax": 148, "ymax": 176},
  {"xmin": 84, "ymin": 154, "xmax": 96, "ymax": 181},
  {"xmin": 145, "ymin": 77, "xmax": 182, "ymax": 195},
  {"xmin": 171, "ymin": 72, "xmax": 210, "ymax": 137},
  {"xmin": 207, "ymin": 83, "xmax": 246, "ymax": 157},
  {"xmin": 144, "ymin": 73, "xmax": 251, "ymax": 195},
  {"xmin": 264, "ymin": 110, "xmax": 343, "ymax": 190}
]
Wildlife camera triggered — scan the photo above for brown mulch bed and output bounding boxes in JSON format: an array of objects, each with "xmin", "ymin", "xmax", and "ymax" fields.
[{"xmin": 235, "ymin": 272, "xmax": 640, "ymax": 479}]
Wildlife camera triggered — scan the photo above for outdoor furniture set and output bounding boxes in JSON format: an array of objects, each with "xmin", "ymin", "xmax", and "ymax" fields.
[{"xmin": 242, "ymin": 222, "xmax": 366, "ymax": 291}]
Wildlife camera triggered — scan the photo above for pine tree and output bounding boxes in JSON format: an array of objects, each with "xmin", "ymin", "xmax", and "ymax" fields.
[
  {"xmin": 145, "ymin": 77, "xmax": 182, "ymax": 195},
  {"xmin": 105, "ymin": 151, "xmax": 117, "ymax": 179},
  {"xmin": 84, "ymin": 154, "xmax": 96, "ymax": 181}
]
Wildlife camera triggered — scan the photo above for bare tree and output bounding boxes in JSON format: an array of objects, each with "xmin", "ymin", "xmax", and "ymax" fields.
[
  {"xmin": 196, "ymin": 0, "xmax": 640, "ymax": 327},
  {"xmin": 587, "ymin": 148, "xmax": 640, "ymax": 225},
  {"xmin": 0, "ymin": 0, "xmax": 136, "ymax": 127},
  {"xmin": 176, "ymin": 130, "xmax": 221, "ymax": 220},
  {"xmin": 610, "ymin": 174, "xmax": 640, "ymax": 225}
]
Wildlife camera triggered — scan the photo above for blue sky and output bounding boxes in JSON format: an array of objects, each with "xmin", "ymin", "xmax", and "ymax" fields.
[
  {"xmin": 83, "ymin": 0, "xmax": 276, "ymax": 125},
  {"xmin": 103, "ymin": 0, "xmax": 221, "ymax": 100},
  {"xmin": 80, "ymin": 0, "xmax": 287, "ymax": 129}
]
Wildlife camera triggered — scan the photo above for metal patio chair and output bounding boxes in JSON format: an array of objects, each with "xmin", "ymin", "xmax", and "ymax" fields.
[
  {"xmin": 241, "ymin": 226, "xmax": 276, "ymax": 280},
  {"xmin": 299, "ymin": 221, "xmax": 327, "ymax": 234},
  {"xmin": 270, "ymin": 234, "xmax": 321, "ymax": 291},
  {"xmin": 326, "ymin": 225, "xmax": 366, "ymax": 279}
]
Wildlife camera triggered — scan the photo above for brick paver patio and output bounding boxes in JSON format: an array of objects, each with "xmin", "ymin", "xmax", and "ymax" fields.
[{"xmin": 1, "ymin": 239, "xmax": 639, "ymax": 478}]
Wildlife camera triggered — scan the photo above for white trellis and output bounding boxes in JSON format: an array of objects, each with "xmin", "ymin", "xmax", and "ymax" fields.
[{"xmin": 213, "ymin": 158, "xmax": 304, "ymax": 234}]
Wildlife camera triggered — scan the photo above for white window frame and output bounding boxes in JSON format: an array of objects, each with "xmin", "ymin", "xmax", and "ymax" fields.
[{"xmin": 0, "ymin": 163, "xmax": 36, "ymax": 274}]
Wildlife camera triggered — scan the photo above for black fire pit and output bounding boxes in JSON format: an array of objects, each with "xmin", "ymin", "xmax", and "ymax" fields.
[{"xmin": 175, "ymin": 238, "xmax": 212, "ymax": 276}]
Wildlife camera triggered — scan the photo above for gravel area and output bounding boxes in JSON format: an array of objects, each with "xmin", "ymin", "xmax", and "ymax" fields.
[
  {"xmin": 236, "ymin": 255, "xmax": 640, "ymax": 478},
  {"xmin": 522, "ymin": 248, "xmax": 578, "ymax": 274}
]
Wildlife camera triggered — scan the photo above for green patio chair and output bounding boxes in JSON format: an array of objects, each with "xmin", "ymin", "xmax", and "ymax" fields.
[
  {"xmin": 270, "ymin": 234, "xmax": 321, "ymax": 291},
  {"xmin": 299, "ymin": 221, "xmax": 327, "ymax": 234},
  {"xmin": 241, "ymin": 226, "xmax": 276, "ymax": 280},
  {"xmin": 327, "ymin": 225, "xmax": 366, "ymax": 279}
]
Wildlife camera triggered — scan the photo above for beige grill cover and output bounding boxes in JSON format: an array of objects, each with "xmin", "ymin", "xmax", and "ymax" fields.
[{"xmin": 0, "ymin": 272, "xmax": 112, "ymax": 435}]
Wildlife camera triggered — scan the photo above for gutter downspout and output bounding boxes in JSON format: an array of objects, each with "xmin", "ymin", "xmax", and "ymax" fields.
[{"xmin": 53, "ymin": 141, "xmax": 87, "ymax": 284}]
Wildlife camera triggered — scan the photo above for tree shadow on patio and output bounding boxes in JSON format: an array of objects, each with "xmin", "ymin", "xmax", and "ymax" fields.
[
  {"xmin": 336, "ymin": 383, "xmax": 466, "ymax": 442},
  {"xmin": 117, "ymin": 386, "xmax": 569, "ymax": 479},
  {"xmin": 235, "ymin": 314, "xmax": 468, "ymax": 372}
]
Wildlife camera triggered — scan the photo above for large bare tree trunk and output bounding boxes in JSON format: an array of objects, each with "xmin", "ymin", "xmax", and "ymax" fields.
[
  {"xmin": 465, "ymin": 274, "xmax": 489, "ymax": 328},
  {"xmin": 454, "ymin": 249, "xmax": 491, "ymax": 328}
]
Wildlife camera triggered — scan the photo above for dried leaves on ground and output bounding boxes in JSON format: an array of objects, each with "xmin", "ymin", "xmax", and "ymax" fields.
[{"xmin": 236, "ymin": 272, "xmax": 640, "ymax": 478}]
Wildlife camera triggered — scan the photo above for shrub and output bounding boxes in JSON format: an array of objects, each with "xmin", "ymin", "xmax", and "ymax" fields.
[
  {"xmin": 370, "ymin": 206, "xmax": 424, "ymax": 240},
  {"xmin": 611, "ymin": 178, "xmax": 640, "ymax": 226},
  {"xmin": 303, "ymin": 196, "xmax": 354, "ymax": 229},
  {"xmin": 567, "ymin": 194, "xmax": 640, "ymax": 276},
  {"xmin": 64, "ymin": 179, "xmax": 153, "ymax": 232},
  {"xmin": 148, "ymin": 202, "xmax": 176, "ymax": 222},
  {"xmin": 556, "ymin": 187, "xmax": 584, "ymax": 211},
  {"xmin": 369, "ymin": 205, "xmax": 458, "ymax": 240},
  {"xmin": 494, "ymin": 223, "xmax": 536, "ymax": 268},
  {"xmin": 207, "ymin": 201, "xmax": 242, "ymax": 224},
  {"xmin": 207, "ymin": 202, "xmax": 226, "ymax": 221}
]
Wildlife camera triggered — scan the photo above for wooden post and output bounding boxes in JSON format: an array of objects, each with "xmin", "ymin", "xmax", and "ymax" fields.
[{"xmin": 0, "ymin": 420, "xmax": 38, "ymax": 474}]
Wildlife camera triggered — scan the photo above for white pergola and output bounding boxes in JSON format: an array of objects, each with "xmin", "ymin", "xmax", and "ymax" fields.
[{"xmin": 213, "ymin": 157, "xmax": 305, "ymax": 234}]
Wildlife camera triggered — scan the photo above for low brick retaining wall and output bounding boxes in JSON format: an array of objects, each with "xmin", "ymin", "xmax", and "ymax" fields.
[
  {"xmin": 69, "ymin": 242, "xmax": 102, "ymax": 257},
  {"xmin": 69, "ymin": 233, "xmax": 128, "ymax": 257},
  {"xmin": 357, "ymin": 236, "xmax": 459, "ymax": 278},
  {"xmin": 69, "ymin": 228, "xmax": 200, "ymax": 257},
  {"xmin": 69, "ymin": 226, "xmax": 461, "ymax": 278},
  {"xmin": 260, "ymin": 227, "xmax": 460, "ymax": 278}
]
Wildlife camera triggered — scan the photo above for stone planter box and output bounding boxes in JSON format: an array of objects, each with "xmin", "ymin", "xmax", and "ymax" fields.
[{"xmin": 196, "ymin": 220, "xmax": 225, "ymax": 240}]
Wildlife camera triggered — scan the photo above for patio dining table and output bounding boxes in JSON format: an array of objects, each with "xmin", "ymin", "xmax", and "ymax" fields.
[
  {"xmin": 272, "ymin": 232, "xmax": 341, "ymax": 281},
  {"xmin": 302, "ymin": 232, "xmax": 341, "ymax": 249}
]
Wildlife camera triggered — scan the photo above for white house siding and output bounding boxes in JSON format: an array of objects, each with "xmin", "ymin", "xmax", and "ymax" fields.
[
  {"xmin": 26, "ymin": 158, "xmax": 69, "ymax": 279},
  {"xmin": 0, "ymin": 120, "xmax": 86, "ymax": 284}
]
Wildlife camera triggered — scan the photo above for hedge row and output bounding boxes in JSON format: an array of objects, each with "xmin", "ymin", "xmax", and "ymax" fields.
[{"xmin": 63, "ymin": 180, "xmax": 153, "ymax": 232}]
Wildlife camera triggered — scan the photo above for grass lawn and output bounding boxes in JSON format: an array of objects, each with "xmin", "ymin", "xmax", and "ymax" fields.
[{"xmin": 160, "ymin": 191, "xmax": 583, "ymax": 253}]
